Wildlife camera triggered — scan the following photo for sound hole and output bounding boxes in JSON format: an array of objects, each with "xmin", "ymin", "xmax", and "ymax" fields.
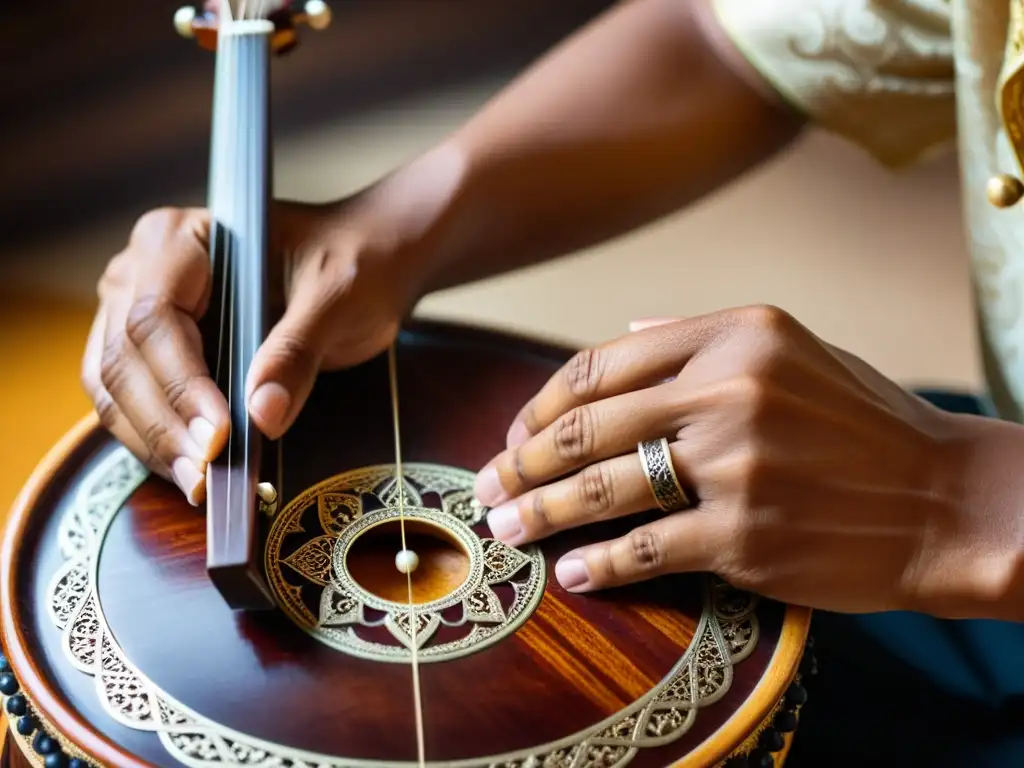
[{"xmin": 345, "ymin": 519, "xmax": 470, "ymax": 604}]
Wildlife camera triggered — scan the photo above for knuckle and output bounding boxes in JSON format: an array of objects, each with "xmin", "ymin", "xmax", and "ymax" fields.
[
  {"xmin": 131, "ymin": 207, "xmax": 185, "ymax": 245},
  {"xmin": 512, "ymin": 449, "xmax": 528, "ymax": 489},
  {"xmin": 741, "ymin": 304, "xmax": 796, "ymax": 336},
  {"xmin": 94, "ymin": 393, "xmax": 120, "ymax": 431},
  {"xmin": 141, "ymin": 420, "xmax": 175, "ymax": 462},
  {"xmin": 553, "ymin": 406, "xmax": 596, "ymax": 462},
  {"xmin": 99, "ymin": 334, "xmax": 133, "ymax": 397},
  {"xmin": 526, "ymin": 492, "xmax": 552, "ymax": 533},
  {"xmin": 722, "ymin": 448, "xmax": 772, "ymax": 505},
  {"xmin": 577, "ymin": 464, "xmax": 615, "ymax": 516},
  {"xmin": 731, "ymin": 375, "xmax": 773, "ymax": 410},
  {"xmin": 97, "ymin": 253, "xmax": 130, "ymax": 298},
  {"xmin": 163, "ymin": 376, "xmax": 193, "ymax": 413},
  {"xmin": 125, "ymin": 295, "xmax": 173, "ymax": 350},
  {"xmin": 629, "ymin": 527, "xmax": 665, "ymax": 571},
  {"xmin": 714, "ymin": 375, "xmax": 770, "ymax": 412},
  {"xmin": 564, "ymin": 348, "xmax": 604, "ymax": 398},
  {"xmin": 268, "ymin": 332, "xmax": 318, "ymax": 374}
]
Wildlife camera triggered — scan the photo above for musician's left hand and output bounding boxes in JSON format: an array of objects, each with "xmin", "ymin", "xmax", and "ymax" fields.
[{"xmin": 474, "ymin": 306, "xmax": 1004, "ymax": 616}]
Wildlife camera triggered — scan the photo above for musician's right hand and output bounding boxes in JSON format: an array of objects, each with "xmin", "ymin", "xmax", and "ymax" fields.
[{"xmin": 80, "ymin": 200, "xmax": 420, "ymax": 504}]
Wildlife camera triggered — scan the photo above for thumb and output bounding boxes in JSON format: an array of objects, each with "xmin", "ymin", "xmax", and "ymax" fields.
[
  {"xmin": 628, "ymin": 316, "xmax": 682, "ymax": 332},
  {"xmin": 246, "ymin": 297, "xmax": 331, "ymax": 440}
]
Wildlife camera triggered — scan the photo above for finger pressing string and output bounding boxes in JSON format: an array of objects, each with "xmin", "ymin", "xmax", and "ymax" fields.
[
  {"xmin": 124, "ymin": 295, "xmax": 229, "ymax": 461},
  {"xmin": 82, "ymin": 305, "xmax": 172, "ymax": 480},
  {"xmin": 100, "ymin": 297, "xmax": 208, "ymax": 504}
]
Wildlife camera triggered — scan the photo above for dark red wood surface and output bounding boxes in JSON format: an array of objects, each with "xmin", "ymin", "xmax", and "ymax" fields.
[{"xmin": 5, "ymin": 321, "xmax": 791, "ymax": 768}]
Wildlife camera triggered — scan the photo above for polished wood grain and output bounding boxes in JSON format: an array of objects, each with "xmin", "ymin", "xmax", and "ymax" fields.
[
  {"xmin": 1, "ymin": 321, "xmax": 808, "ymax": 768},
  {"xmin": 348, "ymin": 520, "xmax": 472, "ymax": 604}
]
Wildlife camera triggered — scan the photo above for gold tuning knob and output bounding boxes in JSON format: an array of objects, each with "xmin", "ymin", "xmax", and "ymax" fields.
[
  {"xmin": 174, "ymin": 6, "xmax": 197, "ymax": 38},
  {"xmin": 302, "ymin": 0, "xmax": 332, "ymax": 30},
  {"xmin": 987, "ymin": 174, "xmax": 1024, "ymax": 209}
]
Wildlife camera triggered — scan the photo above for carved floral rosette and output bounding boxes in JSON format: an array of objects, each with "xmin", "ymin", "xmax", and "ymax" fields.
[
  {"xmin": 263, "ymin": 464, "xmax": 547, "ymax": 663},
  {"xmin": 38, "ymin": 447, "xmax": 760, "ymax": 768}
]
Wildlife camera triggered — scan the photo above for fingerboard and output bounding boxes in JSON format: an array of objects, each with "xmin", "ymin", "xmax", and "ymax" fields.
[{"xmin": 204, "ymin": 18, "xmax": 277, "ymax": 610}]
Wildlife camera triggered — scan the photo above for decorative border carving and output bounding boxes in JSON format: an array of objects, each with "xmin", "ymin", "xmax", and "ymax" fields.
[
  {"xmin": 264, "ymin": 464, "xmax": 546, "ymax": 663},
  {"xmin": 43, "ymin": 447, "xmax": 761, "ymax": 768}
]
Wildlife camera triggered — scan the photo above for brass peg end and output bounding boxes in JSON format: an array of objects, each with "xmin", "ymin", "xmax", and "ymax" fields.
[
  {"xmin": 304, "ymin": 0, "xmax": 332, "ymax": 30},
  {"xmin": 174, "ymin": 6, "xmax": 197, "ymax": 38},
  {"xmin": 987, "ymin": 173, "xmax": 1024, "ymax": 208},
  {"xmin": 257, "ymin": 482, "xmax": 279, "ymax": 516}
]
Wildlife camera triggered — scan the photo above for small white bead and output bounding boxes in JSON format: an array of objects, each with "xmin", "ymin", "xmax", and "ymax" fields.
[
  {"xmin": 174, "ymin": 6, "xmax": 196, "ymax": 38},
  {"xmin": 395, "ymin": 549, "xmax": 420, "ymax": 575}
]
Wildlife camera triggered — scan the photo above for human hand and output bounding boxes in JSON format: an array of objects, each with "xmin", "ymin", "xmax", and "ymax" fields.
[
  {"xmin": 81, "ymin": 200, "xmax": 417, "ymax": 504},
  {"xmin": 474, "ymin": 306, "xmax": 978, "ymax": 616}
]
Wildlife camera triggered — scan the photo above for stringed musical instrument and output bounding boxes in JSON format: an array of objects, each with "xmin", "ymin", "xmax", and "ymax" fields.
[{"xmin": 0, "ymin": 3, "xmax": 813, "ymax": 766}]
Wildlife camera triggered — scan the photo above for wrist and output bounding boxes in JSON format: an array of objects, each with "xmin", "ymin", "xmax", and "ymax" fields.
[
  {"xmin": 913, "ymin": 410, "xmax": 1024, "ymax": 621},
  {"xmin": 342, "ymin": 140, "xmax": 473, "ymax": 310}
]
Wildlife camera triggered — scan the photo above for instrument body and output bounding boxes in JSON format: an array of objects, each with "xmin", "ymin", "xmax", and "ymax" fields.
[
  {"xmin": 0, "ymin": 3, "xmax": 812, "ymax": 766},
  {"xmin": 0, "ymin": 321, "xmax": 811, "ymax": 768}
]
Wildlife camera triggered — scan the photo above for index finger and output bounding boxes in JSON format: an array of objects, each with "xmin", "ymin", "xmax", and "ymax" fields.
[
  {"xmin": 506, "ymin": 314, "xmax": 721, "ymax": 448},
  {"xmin": 125, "ymin": 208, "xmax": 229, "ymax": 460}
]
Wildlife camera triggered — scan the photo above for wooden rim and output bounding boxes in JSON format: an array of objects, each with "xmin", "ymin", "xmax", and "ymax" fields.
[
  {"xmin": 674, "ymin": 604, "xmax": 811, "ymax": 766},
  {"xmin": 1, "ymin": 321, "xmax": 811, "ymax": 767},
  {"xmin": 1, "ymin": 411, "xmax": 154, "ymax": 768}
]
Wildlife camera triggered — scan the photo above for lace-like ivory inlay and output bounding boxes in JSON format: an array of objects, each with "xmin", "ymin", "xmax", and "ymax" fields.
[
  {"xmin": 47, "ymin": 447, "xmax": 761, "ymax": 767},
  {"xmin": 264, "ymin": 464, "xmax": 546, "ymax": 663}
]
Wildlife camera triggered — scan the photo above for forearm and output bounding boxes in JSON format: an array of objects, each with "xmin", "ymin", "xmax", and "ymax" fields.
[
  {"xmin": 365, "ymin": 0, "xmax": 805, "ymax": 294},
  {"xmin": 930, "ymin": 412, "xmax": 1024, "ymax": 621}
]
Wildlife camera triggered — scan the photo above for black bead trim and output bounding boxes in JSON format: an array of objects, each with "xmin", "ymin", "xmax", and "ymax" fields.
[
  {"xmin": 720, "ymin": 633, "xmax": 817, "ymax": 767},
  {"xmin": 0, "ymin": 653, "xmax": 95, "ymax": 768}
]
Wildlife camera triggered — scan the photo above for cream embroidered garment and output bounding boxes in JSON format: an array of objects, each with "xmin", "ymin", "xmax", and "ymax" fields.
[{"xmin": 710, "ymin": 0, "xmax": 1024, "ymax": 422}]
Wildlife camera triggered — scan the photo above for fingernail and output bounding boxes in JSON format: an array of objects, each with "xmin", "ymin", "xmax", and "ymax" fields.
[
  {"xmin": 556, "ymin": 556, "xmax": 590, "ymax": 591},
  {"xmin": 188, "ymin": 417, "xmax": 216, "ymax": 456},
  {"xmin": 249, "ymin": 383, "xmax": 291, "ymax": 430},
  {"xmin": 506, "ymin": 420, "xmax": 530, "ymax": 449},
  {"xmin": 475, "ymin": 466, "xmax": 508, "ymax": 507},
  {"xmin": 486, "ymin": 503, "xmax": 523, "ymax": 544},
  {"xmin": 172, "ymin": 457, "xmax": 204, "ymax": 507}
]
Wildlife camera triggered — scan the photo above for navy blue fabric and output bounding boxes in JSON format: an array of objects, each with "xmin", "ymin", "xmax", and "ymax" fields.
[{"xmin": 787, "ymin": 390, "xmax": 1024, "ymax": 766}]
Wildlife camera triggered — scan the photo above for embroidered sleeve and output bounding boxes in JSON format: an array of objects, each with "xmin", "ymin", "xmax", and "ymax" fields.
[{"xmin": 710, "ymin": 0, "xmax": 957, "ymax": 168}]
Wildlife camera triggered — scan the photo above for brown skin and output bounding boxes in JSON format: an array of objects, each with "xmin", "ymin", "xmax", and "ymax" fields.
[
  {"xmin": 80, "ymin": 0, "xmax": 1024, "ymax": 620},
  {"xmin": 476, "ymin": 313, "xmax": 1024, "ymax": 621},
  {"xmin": 81, "ymin": 0, "xmax": 803, "ymax": 499}
]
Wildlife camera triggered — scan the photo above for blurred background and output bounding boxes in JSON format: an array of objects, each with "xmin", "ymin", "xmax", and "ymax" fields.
[{"xmin": 0, "ymin": 0, "xmax": 979, "ymax": 518}]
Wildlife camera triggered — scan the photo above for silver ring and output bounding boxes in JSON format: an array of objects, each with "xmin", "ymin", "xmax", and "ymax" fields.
[{"xmin": 638, "ymin": 437, "xmax": 691, "ymax": 513}]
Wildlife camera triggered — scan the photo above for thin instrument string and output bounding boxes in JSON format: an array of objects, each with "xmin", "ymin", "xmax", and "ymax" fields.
[
  {"xmin": 387, "ymin": 344, "xmax": 427, "ymax": 767},
  {"xmin": 220, "ymin": 0, "xmax": 238, "ymax": 545}
]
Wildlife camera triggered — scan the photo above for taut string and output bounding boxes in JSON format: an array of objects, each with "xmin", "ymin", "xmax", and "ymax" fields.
[{"xmin": 387, "ymin": 344, "xmax": 427, "ymax": 767}]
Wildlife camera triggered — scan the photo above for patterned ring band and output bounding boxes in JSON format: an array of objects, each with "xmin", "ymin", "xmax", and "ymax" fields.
[{"xmin": 637, "ymin": 437, "xmax": 691, "ymax": 513}]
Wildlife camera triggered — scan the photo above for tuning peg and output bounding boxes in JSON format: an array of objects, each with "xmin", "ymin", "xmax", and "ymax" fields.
[
  {"xmin": 300, "ymin": 0, "xmax": 332, "ymax": 30},
  {"xmin": 987, "ymin": 173, "xmax": 1024, "ymax": 208},
  {"xmin": 175, "ymin": 6, "xmax": 197, "ymax": 38}
]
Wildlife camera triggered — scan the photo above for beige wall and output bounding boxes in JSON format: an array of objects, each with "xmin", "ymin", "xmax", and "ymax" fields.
[{"xmin": 2, "ymin": 79, "xmax": 981, "ymax": 391}]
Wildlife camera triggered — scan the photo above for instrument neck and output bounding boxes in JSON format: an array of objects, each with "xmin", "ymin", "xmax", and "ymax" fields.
[
  {"xmin": 208, "ymin": 21, "xmax": 273, "ymax": 384},
  {"xmin": 204, "ymin": 20, "xmax": 277, "ymax": 610}
]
